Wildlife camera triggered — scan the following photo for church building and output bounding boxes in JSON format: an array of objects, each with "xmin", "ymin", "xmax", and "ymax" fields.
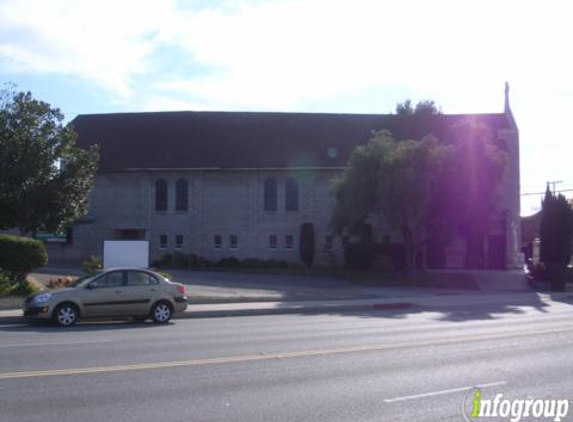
[{"xmin": 47, "ymin": 88, "xmax": 521, "ymax": 270}]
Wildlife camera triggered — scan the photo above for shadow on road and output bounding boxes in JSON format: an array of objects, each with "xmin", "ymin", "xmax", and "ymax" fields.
[
  {"xmin": 0, "ymin": 319, "xmax": 176, "ymax": 333},
  {"xmin": 280, "ymin": 292, "xmax": 565, "ymax": 323}
]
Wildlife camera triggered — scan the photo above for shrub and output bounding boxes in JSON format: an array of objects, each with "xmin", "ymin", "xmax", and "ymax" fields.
[
  {"xmin": 530, "ymin": 262, "xmax": 546, "ymax": 281},
  {"xmin": 81, "ymin": 255, "xmax": 102, "ymax": 274},
  {"xmin": 0, "ymin": 272, "xmax": 40, "ymax": 297},
  {"xmin": 344, "ymin": 242, "xmax": 405, "ymax": 270},
  {"xmin": 216, "ymin": 257, "xmax": 242, "ymax": 268},
  {"xmin": 374, "ymin": 243, "xmax": 406, "ymax": 271},
  {"xmin": 266, "ymin": 259, "xmax": 289, "ymax": 269},
  {"xmin": 344, "ymin": 242, "xmax": 373, "ymax": 270},
  {"xmin": 322, "ymin": 243, "xmax": 337, "ymax": 268},
  {"xmin": 241, "ymin": 258, "xmax": 266, "ymax": 268},
  {"xmin": 0, "ymin": 234, "xmax": 48, "ymax": 283},
  {"xmin": 10, "ymin": 279, "xmax": 41, "ymax": 296},
  {"xmin": 299, "ymin": 223, "xmax": 315, "ymax": 268},
  {"xmin": 152, "ymin": 252, "xmax": 210, "ymax": 269},
  {"xmin": 151, "ymin": 252, "xmax": 291, "ymax": 270},
  {"xmin": 545, "ymin": 262, "xmax": 567, "ymax": 292},
  {"xmin": 171, "ymin": 252, "xmax": 190, "ymax": 268},
  {"xmin": 47, "ymin": 275, "xmax": 76, "ymax": 289},
  {"xmin": 0, "ymin": 269, "xmax": 12, "ymax": 296}
]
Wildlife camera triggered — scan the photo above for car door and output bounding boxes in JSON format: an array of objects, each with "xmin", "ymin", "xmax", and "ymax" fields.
[
  {"xmin": 123, "ymin": 270, "xmax": 161, "ymax": 315},
  {"xmin": 81, "ymin": 271, "xmax": 128, "ymax": 317}
]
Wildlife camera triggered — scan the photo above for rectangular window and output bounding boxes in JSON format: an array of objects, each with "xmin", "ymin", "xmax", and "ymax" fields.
[
  {"xmin": 325, "ymin": 235, "xmax": 333, "ymax": 250},
  {"xmin": 230, "ymin": 235, "xmax": 238, "ymax": 249},
  {"xmin": 175, "ymin": 235, "xmax": 183, "ymax": 249},
  {"xmin": 116, "ymin": 229, "xmax": 146, "ymax": 240},
  {"xmin": 214, "ymin": 235, "xmax": 222, "ymax": 249},
  {"xmin": 126, "ymin": 271, "xmax": 159, "ymax": 286},
  {"xmin": 285, "ymin": 178, "xmax": 299, "ymax": 211},
  {"xmin": 285, "ymin": 235, "xmax": 294, "ymax": 249},
  {"xmin": 159, "ymin": 234, "xmax": 167, "ymax": 249},
  {"xmin": 264, "ymin": 178, "xmax": 278, "ymax": 211},
  {"xmin": 155, "ymin": 179, "xmax": 168, "ymax": 211},
  {"xmin": 175, "ymin": 179, "xmax": 189, "ymax": 211},
  {"xmin": 269, "ymin": 235, "xmax": 277, "ymax": 249}
]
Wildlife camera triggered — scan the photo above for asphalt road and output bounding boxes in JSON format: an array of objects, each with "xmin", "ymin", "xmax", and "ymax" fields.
[{"xmin": 2, "ymin": 299, "xmax": 573, "ymax": 422}]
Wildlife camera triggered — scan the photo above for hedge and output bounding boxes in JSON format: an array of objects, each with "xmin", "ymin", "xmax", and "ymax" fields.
[
  {"xmin": 0, "ymin": 234, "xmax": 48, "ymax": 282},
  {"xmin": 151, "ymin": 252, "xmax": 290, "ymax": 270},
  {"xmin": 344, "ymin": 242, "xmax": 406, "ymax": 270},
  {"xmin": 299, "ymin": 223, "xmax": 315, "ymax": 268}
]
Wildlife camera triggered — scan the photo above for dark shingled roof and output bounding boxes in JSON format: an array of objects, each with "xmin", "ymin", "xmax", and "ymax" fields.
[{"xmin": 71, "ymin": 111, "xmax": 510, "ymax": 172}]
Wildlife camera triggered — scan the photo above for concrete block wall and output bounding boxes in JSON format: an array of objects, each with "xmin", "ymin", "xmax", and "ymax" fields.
[
  {"xmin": 61, "ymin": 169, "xmax": 358, "ymax": 266},
  {"xmin": 51, "ymin": 116, "xmax": 521, "ymax": 271}
]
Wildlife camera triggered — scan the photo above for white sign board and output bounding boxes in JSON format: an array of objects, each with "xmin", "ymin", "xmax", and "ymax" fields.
[{"xmin": 103, "ymin": 240, "xmax": 149, "ymax": 269}]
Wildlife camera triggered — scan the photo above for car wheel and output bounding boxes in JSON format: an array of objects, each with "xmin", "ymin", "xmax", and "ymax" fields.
[
  {"xmin": 53, "ymin": 303, "xmax": 79, "ymax": 327},
  {"xmin": 151, "ymin": 301, "xmax": 173, "ymax": 323}
]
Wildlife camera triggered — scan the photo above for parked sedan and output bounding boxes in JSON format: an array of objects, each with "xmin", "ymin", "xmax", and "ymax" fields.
[{"xmin": 23, "ymin": 268, "xmax": 188, "ymax": 326}]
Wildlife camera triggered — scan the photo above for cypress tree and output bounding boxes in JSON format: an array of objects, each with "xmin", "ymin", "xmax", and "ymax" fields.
[{"xmin": 539, "ymin": 185, "xmax": 573, "ymax": 291}]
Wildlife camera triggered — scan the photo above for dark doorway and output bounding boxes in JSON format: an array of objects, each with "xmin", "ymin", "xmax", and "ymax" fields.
[
  {"xmin": 426, "ymin": 241, "xmax": 446, "ymax": 269},
  {"xmin": 488, "ymin": 234, "xmax": 507, "ymax": 270},
  {"xmin": 466, "ymin": 232, "xmax": 484, "ymax": 269},
  {"xmin": 114, "ymin": 229, "xmax": 146, "ymax": 240}
]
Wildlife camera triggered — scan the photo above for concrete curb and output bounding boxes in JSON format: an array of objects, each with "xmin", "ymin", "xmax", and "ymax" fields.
[
  {"xmin": 1, "ymin": 291, "xmax": 569, "ymax": 325},
  {"xmin": 0, "ymin": 300, "xmax": 415, "ymax": 324},
  {"xmin": 182, "ymin": 301, "xmax": 414, "ymax": 319},
  {"xmin": 0, "ymin": 313, "xmax": 25, "ymax": 325}
]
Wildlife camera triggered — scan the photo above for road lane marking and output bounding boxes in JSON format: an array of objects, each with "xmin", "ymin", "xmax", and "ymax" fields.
[
  {"xmin": 0, "ymin": 340, "xmax": 113, "ymax": 348},
  {"xmin": 383, "ymin": 381, "xmax": 507, "ymax": 403},
  {"xmin": 1, "ymin": 325, "xmax": 573, "ymax": 380}
]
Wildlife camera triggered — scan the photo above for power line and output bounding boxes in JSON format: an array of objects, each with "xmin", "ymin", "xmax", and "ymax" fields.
[
  {"xmin": 521, "ymin": 188, "xmax": 573, "ymax": 196},
  {"xmin": 547, "ymin": 180, "xmax": 563, "ymax": 195}
]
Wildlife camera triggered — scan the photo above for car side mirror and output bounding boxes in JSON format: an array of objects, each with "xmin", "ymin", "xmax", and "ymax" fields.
[{"xmin": 85, "ymin": 284, "xmax": 94, "ymax": 290}]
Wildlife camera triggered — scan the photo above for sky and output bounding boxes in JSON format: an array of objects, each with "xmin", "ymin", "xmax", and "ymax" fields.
[{"xmin": 0, "ymin": 0, "xmax": 571, "ymax": 216}]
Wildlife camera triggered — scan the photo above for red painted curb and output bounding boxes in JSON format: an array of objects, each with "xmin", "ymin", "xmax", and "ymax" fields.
[{"xmin": 372, "ymin": 302, "xmax": 412, "ymax": 310}]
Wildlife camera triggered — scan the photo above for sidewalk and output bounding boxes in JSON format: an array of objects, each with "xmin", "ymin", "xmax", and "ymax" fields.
[{"xmin": 2, "ymin": 291, "xmax": 571, "ymax": 325}]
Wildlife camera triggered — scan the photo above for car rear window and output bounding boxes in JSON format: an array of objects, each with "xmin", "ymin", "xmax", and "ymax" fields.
[{"xmin": 126, "ymin": 271, "xmax": 159, "ymax": 286}]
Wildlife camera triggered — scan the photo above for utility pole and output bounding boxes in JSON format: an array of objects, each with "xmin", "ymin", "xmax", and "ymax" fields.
[{"xmin": 547, "ymin": 180, "xmax": 563, "ymax": 195}]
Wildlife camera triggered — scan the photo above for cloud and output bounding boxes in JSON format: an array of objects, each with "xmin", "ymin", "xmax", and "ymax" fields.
[
  {"xmin": 2, "ymin": 0, "xmax": 573, "ymax": 110},
  {"xmin": 146, "ymin": 0, "xmax": 573, "ymax": 111},
  {"xmin": 4, "ymin": 0, "xmax": 573, "ymax": 215},
  {"xmin": 0, "ymin": 0, "xmax": 175, "ymax": 99},
  {"xmin": 138, "ymin": 94, "xmax": 218, "ymax": 112}
]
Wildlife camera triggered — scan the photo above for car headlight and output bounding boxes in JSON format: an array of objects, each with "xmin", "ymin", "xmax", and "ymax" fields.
[{"xmin": 34, "ymin": 293, "xmax": 52, "ymax": 304}]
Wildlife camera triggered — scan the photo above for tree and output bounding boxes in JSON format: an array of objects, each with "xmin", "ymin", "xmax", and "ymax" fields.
[
  {"xmin": 332, "ymin": 105, "xmax": 507, "ymax": 273},
  {"xmin": 539, "ymin": 186, "xmax": 573, "ymax": 291},
  {"xmin": 299, "ymin": 223, "xmax": 315, "ymax": 268},
  {"xmin": 395, "ymin": 99, "xmax": 414, "ymax": 115},
  {"xmin": 0, "ymin": 234, "xmax": 47, "ymax": 285},
  {"xmin": 332, "ymin": 130, "xmax": 453, "ymax": 271},
  {"xmin": 395, "ymin": 99, "xmax": 440, "ymax": 116},
  {"xmin": 0, "ymin": 88, "xmax": 99, "ymax": 236}
]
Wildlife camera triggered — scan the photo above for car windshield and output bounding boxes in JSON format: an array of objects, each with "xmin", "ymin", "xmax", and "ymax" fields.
[{"xmin": 67, "ymin": 271, "xmax": 103, "ymax": 288}]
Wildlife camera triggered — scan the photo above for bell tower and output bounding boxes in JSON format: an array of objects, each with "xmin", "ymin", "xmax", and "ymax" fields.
[{"xmin": 498, "ymin": 82, "xmax": 521, "ymax": 269}]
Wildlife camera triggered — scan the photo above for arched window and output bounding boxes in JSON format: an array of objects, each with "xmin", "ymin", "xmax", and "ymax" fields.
[
  {"xmin": 285, "ymin": 177, "xmax": 298, "ymax": 211},
  {"xmin": 155, "ymin": 179, "xmax": 168, "ymax": 211},
  {"xmin": 264, "ymin": 177, "xmax": 277, "ymax": 211},
  {"xmin": 175, "ymin": 178, "xmax": 188, "ymax": 211}
]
